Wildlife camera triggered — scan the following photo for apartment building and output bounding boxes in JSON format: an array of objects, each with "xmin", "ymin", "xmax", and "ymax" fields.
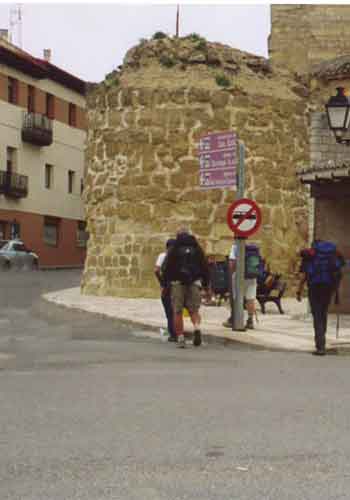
[{"xmin": 0, "ymin": 34, "xmax": 87, "ymax": 267}]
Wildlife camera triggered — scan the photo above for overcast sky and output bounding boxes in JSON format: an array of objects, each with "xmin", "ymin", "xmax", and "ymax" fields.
[{"xmin": 0, "ymin": 3, "xmax": 271, "ymax": 83}]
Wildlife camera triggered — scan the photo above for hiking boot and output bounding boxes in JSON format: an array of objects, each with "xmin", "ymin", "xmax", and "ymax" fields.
[
  {"xmin": 245, "ymin": 317, "xmax": 254, "ymax": 330},
  {"xmin": 177, "ymin": 334, "xmax": 186, "ymax": 348},
  {"xmin": 193, "ymin": 329, "xmax": 202, "ymax": 347},
  {"xmin": 222, "ymin": 318, "xmax": 233, "ymax": 328},
  {"xmin": 312, "ymin": 349, "xmax": 326, "ymax": 356}
]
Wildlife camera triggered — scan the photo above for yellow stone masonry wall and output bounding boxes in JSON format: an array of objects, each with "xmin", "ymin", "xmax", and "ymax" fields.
[
  {"xmin": 270, "ymin": 5, "xmax": 350, "ymax": 74},
  {"xmin": 81, "ymin": 38, "xmax": 309, "ymax": 298}
]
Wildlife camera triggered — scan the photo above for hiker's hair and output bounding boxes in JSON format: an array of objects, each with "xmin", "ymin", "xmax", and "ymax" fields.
[{"xmin": 176, "ymin": 226, "xmax": 191, "ymax": 236}]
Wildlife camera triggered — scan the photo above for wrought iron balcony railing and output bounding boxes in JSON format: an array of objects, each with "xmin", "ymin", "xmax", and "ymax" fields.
[
  {"xmin": 21, "ymin": 112, "xmax": 53, "ymax": 147},
  {"xmin": 0, "ymin": 171, "xmax": 28, "ymax": 198}
]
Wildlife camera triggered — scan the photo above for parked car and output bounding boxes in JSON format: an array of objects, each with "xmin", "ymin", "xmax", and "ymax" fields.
[{"xmin": 0, "ymin": 240, "xmax": 39, "ymax": 270}]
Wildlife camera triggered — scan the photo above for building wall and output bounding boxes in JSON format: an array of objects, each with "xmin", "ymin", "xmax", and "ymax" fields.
[
  {"xmin": 314, "ymin": 199, "xmax": 350, "ymax": 313},
  {"xmin": 0, "ymin": 64, "xmax": 86, "ymax": 111},
  {"xmin": 269, "ymin": 5, "xmax": 310, "ymax": 74},
  {"xmin": 309, "ymin": 106, "xmax": 350, "ymax": 312},
  {"xmin": 310, "ymin": 111, "xmax": 350, "ymax": 170},
  {"xmin": 0, "ymin": 72, "xmax": 7, "ymax": 101},
  {"xmin": 270, "ymin": 5, "xmax": 350, "ymax": 74},
  {"xmin": 0, "ymin": 60, "xmax": 86, "ymax": 267},
  {"xmin": 0, "ymin": 99, "xmax": 85, "ymax": 220},
  {"xmin": 0, "ymin": 209, "xmax": 85, "ymax": 267}
]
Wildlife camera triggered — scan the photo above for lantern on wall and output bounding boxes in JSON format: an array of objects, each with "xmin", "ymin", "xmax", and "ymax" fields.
[{"xmin": 325, "ymin": 87, "xmax": 350, "ymax": 144}]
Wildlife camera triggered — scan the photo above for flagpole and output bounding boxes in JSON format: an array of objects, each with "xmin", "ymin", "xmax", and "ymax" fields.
[{"xmin": 176, "ymin": 4, "xmax": 179, "ymax": 37}]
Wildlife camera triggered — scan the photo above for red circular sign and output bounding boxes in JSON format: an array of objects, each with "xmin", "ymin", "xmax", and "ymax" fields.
[{"xmin": 227, "ymin": 198, "xmax": 262, "ymax": 237}]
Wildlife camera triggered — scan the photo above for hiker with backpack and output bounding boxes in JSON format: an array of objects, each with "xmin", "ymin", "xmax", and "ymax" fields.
[
  {"xmin": 161, "ymin": 228, "xmax": 210, "ymax": 348},
  {"xmin": 154, "ymin": 238, "xmax": 177, "ymax": 342},
  {"xmin": 296, "ymin": 240, "xmax": 345, "ymax": 356},
  {"xmin": 223, "ymin": 243, "xmax": 263, "ymax": 330},
  {"xmin": 223, "ymin": 241, "xmax": 263, "ymax": 330}
]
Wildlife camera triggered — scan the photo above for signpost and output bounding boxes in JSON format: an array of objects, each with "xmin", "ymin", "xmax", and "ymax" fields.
[
  {"xmin": 233, "ymin": 142, "xmax": 245, "ymax": 331},
  {"xmin": 226, "ymin": 196, "xmax": 262, "ymax": 330},
  {"xmin": 225, "ymin": 138, "xmax": 262, "ymax": 329},
  {"xmin": 197, "ymin": 131, "xmax": 262, "ymax": 332},
  {"xmin": 226, "ymin": 198, "xmax": 262, "ymax": 238},
  {"xmin": 198, "ymin": 131, "xmax": 237, "ymax": 190}
]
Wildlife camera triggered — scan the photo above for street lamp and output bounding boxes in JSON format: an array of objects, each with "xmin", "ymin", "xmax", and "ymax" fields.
[{"xmin": 325, "ymin": 87, "xmax": 350, "ymax": 145}]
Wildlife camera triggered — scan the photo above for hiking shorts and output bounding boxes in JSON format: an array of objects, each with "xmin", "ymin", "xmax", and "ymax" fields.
[
  {"xmin": 231, "ymin": 276, "xmax": 257, "ymax": 301},
  {"xmin": 245, "ymin": 279, "xmax": 257, "ymax": 301},
  {"xmin": 171, "ymin": 281, "xmax": 201, "ymax": 314}
]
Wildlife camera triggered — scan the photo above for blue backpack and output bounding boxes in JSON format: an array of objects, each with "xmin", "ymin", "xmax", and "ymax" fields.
[
  {"xmin": 245, "ymin": 244, "xmax": 263, "ymax": 279},
  {"xmin": 304, "ymin": 240, "xmax": 343, "ymax": 286}
]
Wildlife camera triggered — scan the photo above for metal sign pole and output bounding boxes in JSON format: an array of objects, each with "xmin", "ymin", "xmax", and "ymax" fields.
[{"xmin": 233, "ymin": 142, "xmax": 246, "ymax": 331}]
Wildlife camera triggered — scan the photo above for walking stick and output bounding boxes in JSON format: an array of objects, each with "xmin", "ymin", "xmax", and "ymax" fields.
[
  {"xmin": 335, "ymin": 288, "xmax": 340, "ymax": 339},
  {"xmin": 226, "ymin": 256, "xmax": 235, "ymax": 331},
  {"xmin": 336, "ymin": 312, "xmax": 340, "ymax": 339}
]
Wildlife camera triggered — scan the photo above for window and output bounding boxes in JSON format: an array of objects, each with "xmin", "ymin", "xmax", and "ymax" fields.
[
  {"xmin": 43, "ymin": 216, "xmax": 60, "ymax": 246},
  {"xmin": 76, "ymin": 221, "xmax": 89, "ymax": 247},
  {"xmin": 46, "ymin": 93, "xmax": 55, "ymax": 119},
  {"xmin": 68, "ymin": 170, "xmax": 75, "ymax": 194},
  {"xmin": 6, "ymin": 147, "xmax": 17, "ymax": 173},
  {"xmin": 68, "ymin": 103, "xmax": 77, "ymax": 127},
  {"xmin": 27, "ymin": 85, "xmax": 35, "ymax": 112},
  {"xmin": 8, "ymin": 77, "xmax": 18, "ymax": 104},
  {"xmin": 45, "ymin": 164, "xmax": 53, "ymax": 189},
  {"xmin": 0, "ymin": 221, "xmax": 7, "ymax": 241},
  {"xmin": 10, "ymin": 220, "xmax": 20, "ymax": 239}
]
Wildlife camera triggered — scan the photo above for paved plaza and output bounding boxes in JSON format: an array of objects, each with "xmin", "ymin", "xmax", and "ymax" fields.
[
  {"xmin": 1, "ymin": 270, "xmax": 350, "ymax": 500},
  {"xmin": 44, "ymin": 287, "xmax": 350, "ymax": 353}
]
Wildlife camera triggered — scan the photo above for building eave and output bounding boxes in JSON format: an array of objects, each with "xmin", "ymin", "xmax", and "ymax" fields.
[
  {"xmin": 0, "ymin": 44, "xmax": 86, "ymax": 96},
  {"xmin": 297, "ymin": 164, "xmax": 350, "ymax": 184},
  {"xmin": 0, "ymin": 46, "xmax": 46, "ymax": 78},
  {"xmin": 310, "ymin": 54, "xmax": 350, "ymax": 81},
  {"xmin": 39, "ymin": 60, "xmax": 86, "ymax": 95}
]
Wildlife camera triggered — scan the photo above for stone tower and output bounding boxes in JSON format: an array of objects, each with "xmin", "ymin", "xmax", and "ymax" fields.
[
  {"xmin": 81, "ymin": 37, "xmax": 309, "ymax": 298},
  {"xmin": 269, "ymin": 5, "xmax": 350, "ymax": 74}
]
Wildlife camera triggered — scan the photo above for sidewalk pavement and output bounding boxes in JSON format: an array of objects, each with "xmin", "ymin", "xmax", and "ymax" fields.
[{"xmin": 43, "ymin": 288, "xmax": 350, "ymax": 353}]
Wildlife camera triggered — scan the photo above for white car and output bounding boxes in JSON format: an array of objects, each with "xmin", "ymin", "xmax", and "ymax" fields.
[{"xmin": 0, "ymin": 240, "xmax": 39, "ymax": 270}]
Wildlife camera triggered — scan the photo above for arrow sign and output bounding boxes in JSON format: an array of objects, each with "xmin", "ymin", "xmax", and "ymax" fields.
[
  {"xmin": 227, "ymin": 198, "xmax": 262, "ymax": 237},
  {"xmin": 198, "ymin": 131, "xmax": 237, "ymax": 190}
]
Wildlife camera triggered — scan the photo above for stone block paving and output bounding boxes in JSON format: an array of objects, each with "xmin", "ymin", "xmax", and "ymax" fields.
[{"xmin": 44, "ymin": 288, "xmax": 350, "ymax": 352}]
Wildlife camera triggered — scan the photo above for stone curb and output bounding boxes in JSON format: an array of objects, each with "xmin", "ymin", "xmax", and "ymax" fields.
[{"xmin": 42, "ymin": 293, "xmax": 315, "ymax": 354}]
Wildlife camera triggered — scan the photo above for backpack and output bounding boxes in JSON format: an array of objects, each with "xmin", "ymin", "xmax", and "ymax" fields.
[
  {"xmin": 245, "ymin": 244, "xmax": 263, "ymax": 279},
  {"xmin": 304, "ymin": 240, "xmax": 344, "ymax": 287},
  {"xmin": 177, "ymin": 245, "xmax": 199, "ymax": 285},
  {"xmin": 209, "ymin": 260, "xmax": 228, "ymax": 295}
]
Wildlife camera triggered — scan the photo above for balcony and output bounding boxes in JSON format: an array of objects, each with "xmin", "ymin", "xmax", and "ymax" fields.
[
  {"xmin": 21, "ymin": 112, "xmax": 53, "ymax": 147},
  {"xmin": 0, "ymin": 171, "xmax": 28, "ymax": 198}
]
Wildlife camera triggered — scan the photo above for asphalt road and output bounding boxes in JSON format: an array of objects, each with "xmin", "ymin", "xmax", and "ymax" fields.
[{"xmin": 1, "ymin": 270, "xmax": 350, "ymax": 500}]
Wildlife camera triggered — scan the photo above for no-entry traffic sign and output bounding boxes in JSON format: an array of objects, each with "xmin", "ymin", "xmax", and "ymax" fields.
[{"xmin": 226, "ymin": 198, "xmax": 262, "ymax": 237}]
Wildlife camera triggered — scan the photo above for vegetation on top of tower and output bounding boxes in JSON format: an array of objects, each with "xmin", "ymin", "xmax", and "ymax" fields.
[
  {"xmin": 152, "ymin": 31, "xmax": 168, "ymax": 40},
  {"xmin": 196, "ymin": 39, "xmax": 207, "ymax": 51},
  {"xmin": 159, "ymin": 54, "xmax": 176, "ymax": 68},
  {"xmin": 215, "ymin": 73, "xmax": 231, "ymax": 87},
  {"xmin": 104, "ymin": 70, "xmax": 120, "ymax": 88},
  {"xmin": 185, "ymin": 33, "xmax": 204, "ymax": 42},
  {"xmin": 120, "ymin": 33, "xmax": 276, "ymax": 82}
]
